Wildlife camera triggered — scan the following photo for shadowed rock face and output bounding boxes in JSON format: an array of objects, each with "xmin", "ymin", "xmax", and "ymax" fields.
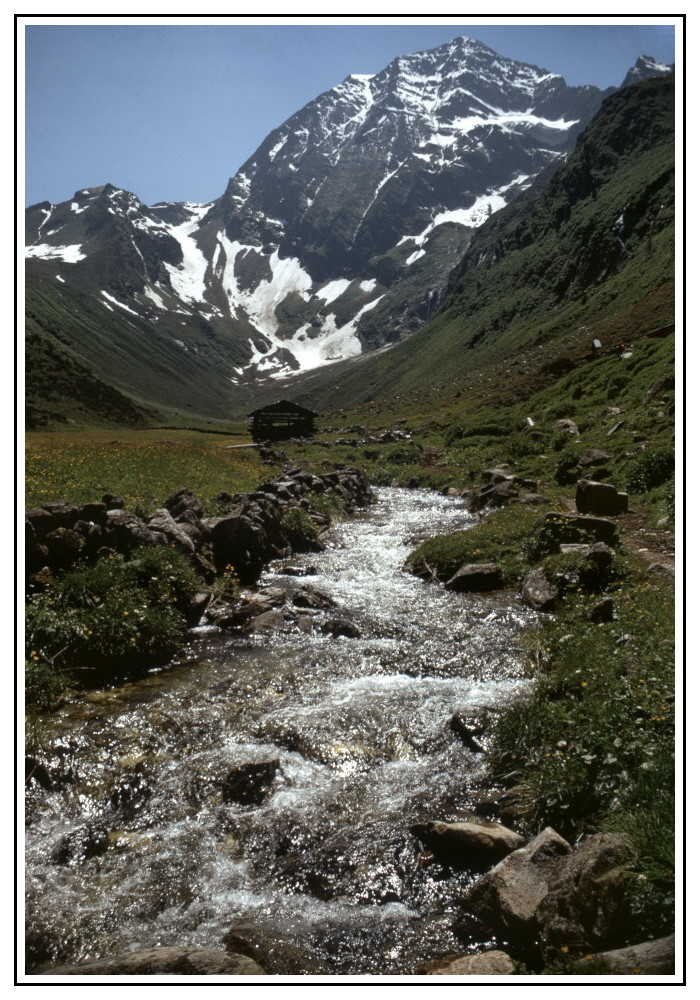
[{"xmin": 39, "ymin": 946, "xmax": 267, "ymax": 976}]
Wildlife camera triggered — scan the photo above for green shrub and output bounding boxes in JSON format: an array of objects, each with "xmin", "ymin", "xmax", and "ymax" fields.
[
  {"xmin": 489, "ymin": 567, "xmax": 675, "ymax": 938},
  {"xmin": 555, "ymin": 448, "xmax": 581, "ymax": 484},
  {"xmin": 25, "ymin": 657, "xmax": 66, "ymax": 711},
  {"xmin": 385, "ymin": 443, "xmax": 422, "ymax": 465},
  {"xmin": 281, "ymin": 508, "xmax": 320, "ymax": 550},
  {"xmin": 25, "ymin": 546, "xmax": 202, "ymax": 692},
  {"xmin": 626, "ymin": 449, "xmax": 675, "ymax": 493}
]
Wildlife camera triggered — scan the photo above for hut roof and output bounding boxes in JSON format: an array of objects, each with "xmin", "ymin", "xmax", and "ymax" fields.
[{"xmin": 248, "ymin": 399, "xmax": 318, "ymax": 418}]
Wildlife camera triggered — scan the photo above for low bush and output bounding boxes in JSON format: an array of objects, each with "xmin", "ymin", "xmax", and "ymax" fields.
[
  {"xmin": 281, "ymin": 508, "xmax": 320, "ymax": 550},
  {"xmin": 25, "ymin": 546, "xmax": 203, "ymax": 699},
  {"xmin": 626, "ymin": 449, "xmax": 675, "ymax": 493}
]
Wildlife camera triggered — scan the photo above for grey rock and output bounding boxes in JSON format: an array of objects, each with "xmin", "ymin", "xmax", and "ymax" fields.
[
  {"xmin": 146, "ymin": 508, "xmax": 196, "ymax": 553},
  {"xmin": 647, "ymin": 561, "xmax": 674, "ymax": 578},
  {"xmin": 644, "ymin": 374, "xmax": 674, "ymax": 405},
  {"xmin": 292, "ymin": 585, "xmax": 336, "ymax": 609},
  {"xmin": 418, "ymin": 950, "xmax": 515, "ymax": 975},
  {"xmin": 460, "ymin": 827, "xmax": 571, "ymax": 943},
  {"xmin": 45, "ymin": 946, "xmax": 266, "ymax": 976},
  {"xmin": 44, "ymin": 527, "xmax": 86, "ymax": 568},
  {"xmin": 521, "ymin": 567, "xmax": 557, "ymax": 611},
  {"xmin": 105, "ymin": 509, "xmax": 161, "ymax": 550},
  {"xmin": 222, "ymin": 760, "xmax": 280, "ymax": 806},
  {"xmin": 163, "ymin": 487, "xmax": 205, "ymax": 520},
  {"xmin": 553, "ymin": 418, "xmax": 579, "ymax": 435},
  {"xmin": 587, "ymin": 597, "xmax": 614, "ymax": 622},
  {"xmin": 536, "ymin": 833, "xmax": 634, "ymax": 957},
  {"xmin": 411, "ymin": 819, "xmax": 525, "ymax": 867},
  {"xmin": 576, "ymin": 448, "xmax": 612, "ymax": 472},
  {"xmin": 576, "ymin": 479, "xmax": 628, "ymax": 516},
  {"xmin": 449, "ymin": 710, "xmax": 490, "ymax": 752},
  {"xmin": 241, "ymin": 609, "xmax": 287, "ymax": 634},
  {"xmin": 321, "ymin": 618, "xmax": 361, "ymax": 638},
  {"xmin": 591, "ymin": 934, "xmax": 675, "ymax": 974},
  {"xmin": 446, "ymin": 564, "xmax": 503, "ymax": 592}
]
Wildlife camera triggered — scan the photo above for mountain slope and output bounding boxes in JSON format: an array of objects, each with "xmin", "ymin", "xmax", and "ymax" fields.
[
  {"xmin": 25, "ymin": 39, "xmax": 673, "ymax": 426},
  {"xmin": 25, "ymin": 37, "xmax": 623, "ymax": 421},
  {"xmin": 283, "ymin": 76, "xmax": 675, "ymax": 411}
]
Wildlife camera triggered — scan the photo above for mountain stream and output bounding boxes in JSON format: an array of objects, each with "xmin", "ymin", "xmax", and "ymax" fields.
[{"xmin": 25, "ymin": 488, "xmax": 537, "ymax": 975}]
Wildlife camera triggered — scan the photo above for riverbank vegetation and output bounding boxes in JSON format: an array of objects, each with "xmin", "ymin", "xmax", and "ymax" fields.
[{"xmin": 24, "ymin": 328, "xmax": 675, "ymax": 970}]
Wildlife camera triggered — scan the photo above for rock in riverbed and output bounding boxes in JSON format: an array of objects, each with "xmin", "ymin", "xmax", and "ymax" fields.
[
  {"xmin": 43, "ymin": 946, "xmax": 266, "ymax": 975},
  {"xmin": 411, "ymin": 818, "xmax": 525, "ymax": 868}
]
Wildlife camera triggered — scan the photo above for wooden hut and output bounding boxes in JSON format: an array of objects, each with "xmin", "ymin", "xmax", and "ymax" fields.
[{"xmin": 249, "ymin": 400, "xmax": 317, "ymax": 442}]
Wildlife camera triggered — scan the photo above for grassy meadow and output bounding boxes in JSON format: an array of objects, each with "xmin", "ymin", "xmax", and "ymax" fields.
[{"xmin": 25, "ymin": 427, "xmax": 266, "ymax": 515}]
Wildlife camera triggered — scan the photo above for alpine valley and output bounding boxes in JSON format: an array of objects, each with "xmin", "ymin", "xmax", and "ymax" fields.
[
  {"xmin": 25, "ymin": 38, "xmax": 673, "ymax": 427},
  {"xmin": 25, "ymin": 34, "xmax": 679, "ymax": 979}
]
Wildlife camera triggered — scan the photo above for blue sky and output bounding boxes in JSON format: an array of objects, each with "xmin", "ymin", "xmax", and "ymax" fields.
[{"xmin": 23, "ymin": 19, "xmax": 678, "ymax": 208}]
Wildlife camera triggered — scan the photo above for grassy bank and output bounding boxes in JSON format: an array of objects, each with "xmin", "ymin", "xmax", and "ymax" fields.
[
  {"xmin": 402, "ymin": 493, "xmax": 675, "ymax": 954},
  {"xmin": 490, "ymin": 559, "xmax": 675, "ymax": 943}
]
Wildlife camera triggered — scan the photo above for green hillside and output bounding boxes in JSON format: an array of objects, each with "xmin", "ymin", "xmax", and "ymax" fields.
[{"xmin": 25, "ymin": 265, "xmax": 252, "ymax": 427}]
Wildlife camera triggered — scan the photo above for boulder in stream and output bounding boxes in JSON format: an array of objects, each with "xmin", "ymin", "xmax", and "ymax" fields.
[
  {"xmin": 222, "ymin": 760, "xmax": 280, "ymax": 806},
  {"xmin": 320, "ymin": 618, "xmax": 361, "ymax": 638},
  {"xmin": 535, "ymin": 832, "xmax": 634, "ymax": 958},
  {"xmin": 458, "ymin": 827, "xmax": 571, "ymax": 947},
  {"xmin": 445, "ymin": 564, "xmax": 503, "ymax": 592},
  {"xmin": 411, "ymin": 818, "xmax": 525, "ymax": 868},
  {"xmin": 417, "ymin": 950, "xmax": 515, "ymax": 975}
]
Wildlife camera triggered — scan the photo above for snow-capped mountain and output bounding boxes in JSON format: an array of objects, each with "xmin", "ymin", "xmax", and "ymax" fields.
[
  {"xmin": 621, "ymin": 54, "xmax": 675, "ymax": 89},
  {"xmin": 25, "ymin": 36, "xmax": 672, "ymax": 400}
]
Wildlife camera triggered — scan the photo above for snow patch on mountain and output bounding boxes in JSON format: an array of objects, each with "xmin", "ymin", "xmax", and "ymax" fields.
[
  {"xmin": 268, "ymin": 294, "xmax": 384, "ymax": 379},
  {"xmin": 163, "ymin": 204, "xmax": 212, "ymax": 304},
  {"xmin": 143, "ymin": 285, "xmax": 169, "ymax": 310},
  {"xmin": 26, "ymin": 243, "xmax": 86, "ymax": 263},
  {"xmin": 315, "ymin": 278, "xmax": 352, "ymax": 305},
  {"xmin": 450, "ymin": 112, "xmax": 578, "ymax": 135},
  {"xmin": 101, "ymin": 291, "xmax": 139, "ymax": 315},
  {"xmin": 401, "ymin": 172, "xmax": 532, "ymax": 263},
  {"xmin": 217, "ymin": 233, "xmax": 313, "ymax": 337}
]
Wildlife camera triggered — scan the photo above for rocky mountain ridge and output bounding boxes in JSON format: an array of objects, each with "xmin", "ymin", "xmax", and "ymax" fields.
[{"xmin": 25, "ymin": 36, "xmax": 673, "ymax": 423}]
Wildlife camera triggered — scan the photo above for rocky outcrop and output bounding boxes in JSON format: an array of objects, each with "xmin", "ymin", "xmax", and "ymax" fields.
[
  {"xmin": 43, "ymin": 946, "xmax": 267, "ymax": 975},
  {"xmin": 26, "ymin": 465, "xmax": 373, "ymax": 589},
  {"xmin": 576, "ymin": 479, "xmax": 628, "ymax": 516}
]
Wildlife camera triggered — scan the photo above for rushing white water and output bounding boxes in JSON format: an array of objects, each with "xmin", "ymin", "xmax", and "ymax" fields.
[{"xmin": 25, "ymin": 488, "xmax": 536, "ymax": 975}]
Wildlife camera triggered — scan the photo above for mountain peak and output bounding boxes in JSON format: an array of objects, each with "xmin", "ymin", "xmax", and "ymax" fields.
[{"xmin": 621, "ymin": 54, "xmax": 674, "ymax": 88}]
